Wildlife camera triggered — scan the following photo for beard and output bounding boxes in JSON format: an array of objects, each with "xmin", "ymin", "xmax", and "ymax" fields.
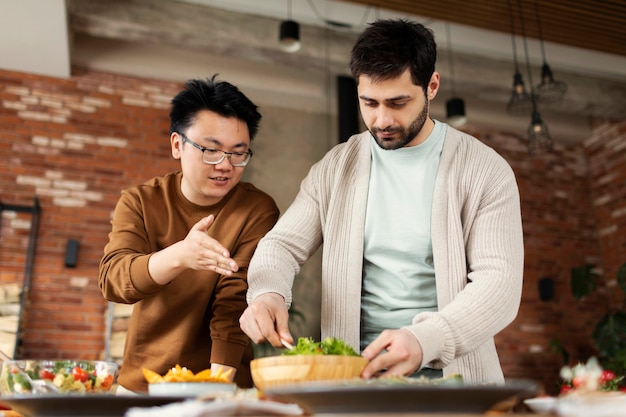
[{"xmin": 370, "ymin": 98, "xmax": 430, "ymax": 151}]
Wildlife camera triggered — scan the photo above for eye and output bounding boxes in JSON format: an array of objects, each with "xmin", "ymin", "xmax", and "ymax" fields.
[{"xmin": 204, "ymin": 148, "xmax": 220, "ymax": 155}]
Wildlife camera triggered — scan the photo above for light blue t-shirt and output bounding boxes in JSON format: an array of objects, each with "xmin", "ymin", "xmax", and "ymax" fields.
[{"xmin": 360, "ymin": 120, "xmax": 446, "ymax": 352}]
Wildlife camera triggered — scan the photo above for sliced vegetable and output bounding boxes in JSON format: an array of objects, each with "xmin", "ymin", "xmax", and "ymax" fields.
[
  {"xmin": 72, "ymin": 366, "xmax": 90, "ymax": 383},
  {"xmin": 39, "ymin": 369, "xmax": 55, "ymax": 381}
]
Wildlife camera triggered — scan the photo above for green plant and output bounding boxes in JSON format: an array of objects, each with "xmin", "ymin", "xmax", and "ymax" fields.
[{"xmin": 569, "ymin": 263, "xmax": 626, "ymax": 375}]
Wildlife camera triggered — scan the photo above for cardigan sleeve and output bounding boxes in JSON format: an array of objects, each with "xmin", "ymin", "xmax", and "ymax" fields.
[
  {"xmin": 246, "ymin": 159, "xmax": 326, "ymax": 307},
  {"xmin": 406, "ymin": 133, "xmax": 524, "ymax": 374}
]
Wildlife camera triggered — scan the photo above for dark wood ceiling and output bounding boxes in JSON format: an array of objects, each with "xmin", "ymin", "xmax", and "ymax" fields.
[{"xmin": 345, "ymin": 0, "xmax": 626, "ymax": 58}]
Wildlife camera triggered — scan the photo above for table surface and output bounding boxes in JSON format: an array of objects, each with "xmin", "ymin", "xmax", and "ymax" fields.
[{"xmin": 0, "ymin": 413, "xmax": 550, "ymax": 417}]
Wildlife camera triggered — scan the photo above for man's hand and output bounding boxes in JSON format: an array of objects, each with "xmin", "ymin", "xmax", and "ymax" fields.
[
  {"xmin": 360, "ymin": 328, "xmax": 423, "ymax": 379},
  {"xmin": 240, "ymin": 292, "xmax": 292, "ymax": 348},
  {"xmin": 179, "ymin": 215, "xmax": 238, "ymax": 275},
  {"xmin": 148, "ymin": 215, "xmax": 238, "ymax": 285}
]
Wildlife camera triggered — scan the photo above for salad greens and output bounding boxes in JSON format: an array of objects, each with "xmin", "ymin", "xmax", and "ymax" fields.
[{"xmin": 281, "ymin": 337, "xmax": 360, "ymax": 356}]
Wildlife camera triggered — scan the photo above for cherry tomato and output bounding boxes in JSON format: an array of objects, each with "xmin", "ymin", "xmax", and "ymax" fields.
[
  {"xmin": 560, "ymin": 384, "xmax": 573, "ymax": 395},
  {"xmin": 100, "ymin": 374, "xmax": 114, "ymax": 390},
  {"xmin": 599, "ymin": 370, "xmax": 615, "ymax": 384},
  {"xmin": 72, "ymin": 366, "xmax": 90, "ymax": 383},
  {"xmin": 39, "ymin": 369, "xmax": 55, "ymax": 381},
  {"xmin": 572, "ymin": 376, "xmax": 585, "ymax": 388}
]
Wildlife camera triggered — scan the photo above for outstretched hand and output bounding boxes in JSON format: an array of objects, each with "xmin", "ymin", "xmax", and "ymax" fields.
[
  {"xmin": 147, "ymin": 215, "xmax": 239, "ymax": 285},
  {"xmin": 181, "ymin": 215, "xmax": 238, "ymax": 275}
]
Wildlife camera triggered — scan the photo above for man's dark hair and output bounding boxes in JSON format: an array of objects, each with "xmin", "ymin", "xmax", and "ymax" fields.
[
  {"xmin": 169, "ymin": 74, "xmax": 262, "ymax": 139},
  {"xmin": 349, "ymin": 19, "xmax": 437, "ymax": 91}
]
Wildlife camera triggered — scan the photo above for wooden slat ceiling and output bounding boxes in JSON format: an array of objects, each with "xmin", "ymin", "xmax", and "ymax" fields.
[{"xmin": 344, "ymin": 0, "xmax": 626, "ymax": 58}]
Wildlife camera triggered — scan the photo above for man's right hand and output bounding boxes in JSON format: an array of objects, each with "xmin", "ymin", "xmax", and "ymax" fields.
[
  {"xmin": 240, "ymin": 292, "xmax": 292, "ymax": 348},
  {"xmin": 148, "ymin": 215, "xmax": 238, "ymax": 285}
]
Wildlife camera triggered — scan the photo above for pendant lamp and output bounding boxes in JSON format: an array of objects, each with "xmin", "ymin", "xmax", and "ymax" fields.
[
  {"xmin": 517, "ymin": 0, "xmax": 553, "ymax": 154},
  {"xmin": 279, "ymin": 0, "xmax": 301, "ymax": 53},
  {"xmin": 445, "ymin": 24, "xmax": 467, "ymax": 127},
  {"xmin": 533, "ymin": 0, "xmax": 567, "ymax": 103},
  {"xmin": 506, "ymin": 0, "xmax": 532, "ymax": 116}
]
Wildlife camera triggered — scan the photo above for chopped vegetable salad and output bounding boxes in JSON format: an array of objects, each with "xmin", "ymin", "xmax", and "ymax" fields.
[{"xmin": 0, "ymin": 360, "xmax": 116, "ymax": 394}]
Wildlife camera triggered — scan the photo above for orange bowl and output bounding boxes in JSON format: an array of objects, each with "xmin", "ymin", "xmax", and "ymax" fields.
[{"xmin": 251, "ymin": 354, "xmax": 368, "ymax": 391}]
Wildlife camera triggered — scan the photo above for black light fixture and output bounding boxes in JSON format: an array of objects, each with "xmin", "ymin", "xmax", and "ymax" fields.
[
  {"xmin": 528, "ymin": 107, "xmax": 552, "ymax": 154},
  {"xmin": 445, "ymin": 24, "xmax": 467, "ymax": 127},
  {"xmin": 533, "ymin": 0, "xmax": 567, "ymax": 103},
  {"xmin": 506, "ymin": 0, "xmax": 532, "ymax": 116},
  {"xmin": 518, "ymin": 0, "xmax": 553, "ymax": 154},
  {"xmin": 279, "ymin": 0, "xmax": 301, "ymax": 53}
]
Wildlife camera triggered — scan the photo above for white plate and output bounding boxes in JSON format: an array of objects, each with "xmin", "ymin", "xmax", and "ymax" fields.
[
  {"xmin": 557, "ymin": 392, "xmax": 626, "ymax": 417},
  {"xmin": 148, "ymin": 382, "xmax": 236, "ymax": 398},
  {"xmin": 524, "ymin": 396, "xmax": 557, "ymax": 414}
]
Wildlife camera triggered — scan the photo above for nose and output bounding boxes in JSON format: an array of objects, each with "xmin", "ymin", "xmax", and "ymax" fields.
[
  {"xmin": 374, "ymin": 106, "xmax": 395, "ymax": 130},
  {"xmin": 214, "ymin": 154, "xmax": 233, "ymax": 169}
]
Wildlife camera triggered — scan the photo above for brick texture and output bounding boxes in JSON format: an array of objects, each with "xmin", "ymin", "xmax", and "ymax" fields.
[{"xmin": 1, "ymin": 68, "xmax": 624, "ymax": 394}]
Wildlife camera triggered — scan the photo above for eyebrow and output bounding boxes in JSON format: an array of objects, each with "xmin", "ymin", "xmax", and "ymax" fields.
[
  {"xmin": 202, "ymin": 136, "xmax": 248, "ymax": 149},
  {"xmin": 358, "ymin": 94, "xmax": 413, "ymax": 103}
]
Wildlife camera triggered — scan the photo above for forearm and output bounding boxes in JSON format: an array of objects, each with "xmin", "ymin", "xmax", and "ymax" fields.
[{"xmin": 147, "ymin": 241, "xmax": 187, "ymax": 285}]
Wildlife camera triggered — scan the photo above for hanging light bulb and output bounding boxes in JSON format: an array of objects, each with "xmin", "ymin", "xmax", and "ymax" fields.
[
  {"xmin": 533, "ymin": 0, "xmax": 567, "ymax": 103},
  {"xmin": 444, "ymin": 24, "xmax": 467, "ymax": 127},
  {"xmin": 507, "ymin": 71, "xmax": 532, "ymax": 116},
  {"xmin": 279, "ymin": 0, "xmax": 300, "ymax": 53},
  {"xmin": 528, "ymin": 109, "xmax": 553, "ymax": 154},
  {"xmin": 517, "ymin": 0, "xmax": 552, "ymax": 154},
  {"xmin": 506, "ymin": 0, "xmax": 532, "ymax": 116}
]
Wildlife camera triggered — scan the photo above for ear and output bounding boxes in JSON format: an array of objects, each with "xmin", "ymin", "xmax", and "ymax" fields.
[
  {"xmin": 171, "ymin": 132, "xmax": 182, "ymax": 160},
  {"xmin": 427, "ymin": 72, "xmax": 441, "ymax": 101}
]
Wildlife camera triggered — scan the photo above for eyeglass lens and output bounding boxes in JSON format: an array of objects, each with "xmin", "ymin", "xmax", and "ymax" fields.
[{"xmin": 202, "ymin": 149, "xmax": 251, "ymax": 166}]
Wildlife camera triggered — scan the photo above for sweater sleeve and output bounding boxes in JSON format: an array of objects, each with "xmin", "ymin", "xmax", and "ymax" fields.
[
  {"xmin": 98, "ymin": 188, "xmax": 165, "ymax": 303},
  {"xmin": 246, "ymin": 161, "xmax": 325, "ymax": 307}
]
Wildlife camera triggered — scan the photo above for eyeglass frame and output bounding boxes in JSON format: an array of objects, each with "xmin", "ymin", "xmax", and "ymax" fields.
[{"xmin": 177, "ymin": 132, "xmax": 253, "ymax": 167}]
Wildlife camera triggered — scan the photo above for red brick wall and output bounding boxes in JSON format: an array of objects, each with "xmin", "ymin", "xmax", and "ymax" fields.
[
  {"xmin": 1, "ymin": 68, "xmax": 180, "ymax": 359},
  {"xmin": 586, "ymin": 120, "xmax": 626, "ymax": 309},
  {"xmin": 1, "ymin": 68, "xmax": 623, "ymax": 392}
]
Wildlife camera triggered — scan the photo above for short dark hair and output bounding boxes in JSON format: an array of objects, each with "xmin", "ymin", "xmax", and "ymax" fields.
[
  {"xmin": 349, "ymin": 19, "xmax": 437, "ymax": 91},
  {"xmin": 169, "ymin": 74, "xmax": 262, "ymax": 139}
]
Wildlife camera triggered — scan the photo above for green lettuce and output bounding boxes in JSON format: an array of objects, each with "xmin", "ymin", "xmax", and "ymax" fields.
[{"xmin": 282, "ymin": 337, "xmax": 359, "ymax": 356}]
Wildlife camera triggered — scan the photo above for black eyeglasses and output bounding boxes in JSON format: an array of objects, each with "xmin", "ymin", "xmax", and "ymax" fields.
[{"xmin": 178, "ymin": 132, "xmax": 253, "ymax": 167}]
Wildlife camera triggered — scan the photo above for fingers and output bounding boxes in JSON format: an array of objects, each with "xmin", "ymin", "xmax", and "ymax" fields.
[
  {"xmin": 199, "ymin": 255, "xmax": 238, "ymax": 275},
  {"xmin": 186, "ymin": 216, "xmax": 238, "ymax": 273},
  {"xmin": 240, "ymin": 293, "xmax": 291, "ymax": 348},
  {"xmin": 360, "ymin": 329, "xmax": 423, "ymax": 379},
  {"xmin": 192, "ymin": 214, "xmax": 214, "ymax": 232}
]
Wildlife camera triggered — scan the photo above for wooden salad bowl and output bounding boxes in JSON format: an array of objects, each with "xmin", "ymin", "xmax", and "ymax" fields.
[{"xmin": 251, "ymin": 354, "xmax": 368, "ymax": 391}]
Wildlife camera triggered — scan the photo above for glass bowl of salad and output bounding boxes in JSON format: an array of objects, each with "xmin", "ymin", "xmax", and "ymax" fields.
[
  {"xmin": 251, "ymin": 337, "xmax": 368, "ymax": 391},
  {"xmin": 0, "ymin": 359, "xmax": 118, "ymax": 395}
]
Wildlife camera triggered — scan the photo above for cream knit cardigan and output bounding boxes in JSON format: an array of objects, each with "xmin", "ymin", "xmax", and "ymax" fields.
[{"xmin": 247, "ymin": 126, "xmax": 524, "ymax": 384}]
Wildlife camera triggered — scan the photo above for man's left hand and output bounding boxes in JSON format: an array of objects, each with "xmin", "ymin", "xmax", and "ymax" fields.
[{"xmin": 360, "ymin": 328, "xmax": 423, "ymax": 379}]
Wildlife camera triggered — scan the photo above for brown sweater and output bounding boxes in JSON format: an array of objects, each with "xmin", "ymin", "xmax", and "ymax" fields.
[{"xmin": 99, "ymin": 171, "xmax": 279, "ymax": 392}]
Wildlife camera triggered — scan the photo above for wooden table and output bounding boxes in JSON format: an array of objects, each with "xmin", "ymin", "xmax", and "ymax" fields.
[{"xmin": 1, "ymin": 413, "xmax": 549, "ymax": 417}]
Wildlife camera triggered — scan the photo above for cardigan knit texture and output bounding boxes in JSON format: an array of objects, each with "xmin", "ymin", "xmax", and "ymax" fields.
[{"xmin": 247, "ymin": 125, "xmax": 524, "ymax": 384}]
